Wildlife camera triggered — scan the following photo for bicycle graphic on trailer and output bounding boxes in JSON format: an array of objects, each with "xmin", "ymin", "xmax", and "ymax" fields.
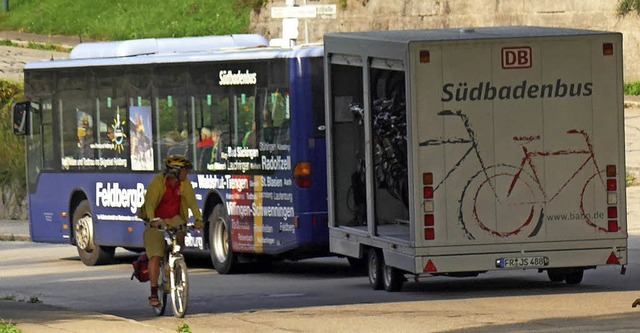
[{"xmin": 419, "ymin": 109, "xmax": 610, "ymax": 240}]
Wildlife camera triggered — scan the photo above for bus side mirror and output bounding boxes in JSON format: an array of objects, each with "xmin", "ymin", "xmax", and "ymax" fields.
[{"xmin": 12, "ymin": 101, "xmax": 31, "ymax": 136}]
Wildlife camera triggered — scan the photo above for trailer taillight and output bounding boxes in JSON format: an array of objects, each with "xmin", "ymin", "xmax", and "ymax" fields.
[
  {"xmin": 603, "ymin": 43, "xmax": 614, "ymax": 56},
  {"xmin": 425, "ymin": 228, "xmax": 435, "ymax": 240},
  {"xmin": 294, "ymin": 162, "xmax": 311, "ymax": 188},
  {"xmin": 423, "ymin": 173, "xmax": 435, "ymax": 240},
  {"xmin": 420, "ymin": 50, "xmax": 430, "ymax": 63},
  {"xmin": 605, "ymin": 165, "xmax": 620, "ymax": 233},
  {"xmin": 423, "ymin": 186, "xmax": 433, "ymax": 199},
  {"xmin": 424, "ymin": 214, "xmax": 434, "ymax": 226}
]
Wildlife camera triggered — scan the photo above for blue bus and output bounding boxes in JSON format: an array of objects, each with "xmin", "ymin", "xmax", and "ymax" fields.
[{"xmin": 12, "ymin": 34, "xmax": 328, "ymax": 273}]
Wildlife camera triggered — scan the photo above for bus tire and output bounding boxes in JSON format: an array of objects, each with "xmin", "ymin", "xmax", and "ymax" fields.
[
  {"xmin": 209, "ymin": 204, "xmax": 238, "ymax": 274},
  {"xmin": 73, "ymin": 200, "xmax": 115, "ymax": 266},
  {"xmin": 367, "ymin": 248, "xmax": 384, "ymax": 290}
]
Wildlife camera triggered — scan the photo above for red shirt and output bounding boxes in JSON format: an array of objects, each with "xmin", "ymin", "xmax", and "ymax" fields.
[
  {"xmin": 154, "ymin": 178, "xmax": 181, "ymax": 219},
  {"xmin": 197, "ymin": 137, "xmax": 215, "ymax": 148}
]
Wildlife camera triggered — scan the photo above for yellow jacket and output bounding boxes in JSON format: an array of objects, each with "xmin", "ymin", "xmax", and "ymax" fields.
[{"xmin": 139, "ymin": 173, "xmax": 204, "ymax": 228}]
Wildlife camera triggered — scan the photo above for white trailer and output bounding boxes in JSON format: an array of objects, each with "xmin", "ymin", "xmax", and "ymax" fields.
[{"xmin": 324, "ymin": 27, "xmax": 627, "ymax": 291}]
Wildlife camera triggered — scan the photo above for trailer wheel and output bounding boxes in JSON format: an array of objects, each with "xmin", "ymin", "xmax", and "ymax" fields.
[
  {"xmin": 383, "ymin": 264, "xmax": 404, "ymax": 292},
  {"xmin": 367, "ymin": 249, "xmax": 384, "ymax": 290},
  {"xmin": 565, "ymin": 269, "xmax": 584, "ymax": 285},
  {"xmin": 547, "ymin": 269, "xmax": 564, "ymax": 282},
  {"xmin": 73, "ymin": 200, "xmax": 115, "ymax": 266},
  {"xmin": 209, "ymin": 204, "xmax": 238, "ymax": 274}
]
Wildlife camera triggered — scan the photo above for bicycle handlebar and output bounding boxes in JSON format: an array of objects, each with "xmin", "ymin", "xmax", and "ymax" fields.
[{"xmin": 146, "ymin": 218, "xmax": 196, "ymax": 234}]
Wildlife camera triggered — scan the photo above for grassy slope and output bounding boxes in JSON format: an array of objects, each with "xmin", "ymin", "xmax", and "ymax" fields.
[{"xmin": 0, "ymin": 0, "xmax": 261, "ymax": 40}]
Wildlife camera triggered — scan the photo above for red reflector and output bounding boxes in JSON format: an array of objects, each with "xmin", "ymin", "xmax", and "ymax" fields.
[
  {"xmin": 603, "ymin": 43, "xmax": 614, "ymax": 56},
  {"xmin": 420, "ymin": 50, "xmax": 430, "ymax": 63},
  {"xmin": 424, "ymin": 214, "xmax": 434, "ymax": 226},
  {"xmin": 607, "ymin": 252, "xmax": 620, "ymax": 265},
  {"xmin": 424, "ymin": 259, "xmax": 437, "ymax": 272},
  {"xmin": 423, "ymin": 186, "xmax": 433, "ymax": 199},
  {"xmin": 607, "ymin": 206, "xmax": 617, "ymax": 218},
  {"xmin": 423, "ymin": 172, "xmax": 433, "ymax": 185},
  {"xmin": 294, "ymin": 162, "xmax": 312, "ymax": 188},
  {"xmin": 606, "ymin": 165, "xmax": 616, "ymax": 177},
  {"xmin": 608, "ymin": 220, "xmax": 619, "ymax": 232},
  {"xmin": 425, "ymin": 227, "xmax": 435, "ymax": 240},
  {"xmin": 607, "ymin": 179, "xmax": 617, "ymax": 191}
]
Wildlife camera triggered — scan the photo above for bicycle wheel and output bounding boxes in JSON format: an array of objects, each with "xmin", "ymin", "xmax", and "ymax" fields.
[
  {"xmin": 170, "ymin": 258, "xmax": 189, "ymax": 318},
  {"xmin": 153, "ymin": 260, "xmax": 168, "ymax": 316},
  {"xmin": 459, "ymin": 164, "xmax": 542, "ymax": 241},
  {"xmin": 579, "ymin": 171, "xmax": 609, "ymax": 232}
]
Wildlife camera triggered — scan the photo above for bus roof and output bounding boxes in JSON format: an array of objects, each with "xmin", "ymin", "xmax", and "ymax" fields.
[{"xmin": 25, "ymin": 35, "xmax": 323, "ymax": 70}]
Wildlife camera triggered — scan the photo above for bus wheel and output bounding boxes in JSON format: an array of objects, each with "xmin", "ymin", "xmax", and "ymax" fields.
[
  {"xmin": 73, "ymin": 200, "xmax": 115, "ymax": 266},
  {"xmin": 367, "ymin": 248, "xmax": 384, "ymax": 290},
  {"xmin": 209, "ymin": 204, "xmax": 238, "ymax": 274}
]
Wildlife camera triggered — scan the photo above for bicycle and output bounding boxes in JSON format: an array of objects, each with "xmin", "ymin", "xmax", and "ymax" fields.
[
  {"xmin": 148, "ymin": 219, "xmax": 193, "ymax": 318},
  {"xmin": 419, "ymin": 109, "xmax": 609, "ymax": 240}
]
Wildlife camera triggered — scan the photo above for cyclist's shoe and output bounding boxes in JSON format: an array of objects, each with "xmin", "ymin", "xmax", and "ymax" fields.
[{"xmin": 149, "ymin": 295, "xmax": 160, "ymax": 307}]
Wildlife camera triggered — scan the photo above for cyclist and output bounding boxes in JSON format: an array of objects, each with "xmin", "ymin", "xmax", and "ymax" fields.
[{"xmin": 139, "ymin": 155, "xmax": 204, "ymax": 307}]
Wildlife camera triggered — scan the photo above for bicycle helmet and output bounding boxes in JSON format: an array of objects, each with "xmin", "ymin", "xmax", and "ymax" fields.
[{"xmin": 164, "ymin": 155, "xmax": 193, "ymax": 171}]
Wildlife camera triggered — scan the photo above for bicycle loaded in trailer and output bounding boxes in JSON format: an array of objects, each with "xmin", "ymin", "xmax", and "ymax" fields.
[{"xmin": 324, "ymin": 27, "xmax": 627, "ymax": 291}]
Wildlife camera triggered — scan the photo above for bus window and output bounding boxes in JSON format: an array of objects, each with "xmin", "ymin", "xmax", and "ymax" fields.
[
  {"xmin": 193, "ymin": 94, "xmax": 230, "ymax": 171},
  {"xmin": 58, "ymin": 70, "xmax": 95, "ymax": 170},
  {"xmin": 93, "ymin": 68, "xmax": 129, "ymax": 170},
  {"xmin": 155, "ymin": 67, "xmax": 191, "ymax": 165},
  {"xmin": 270, "ymin": 91, "xmax": 290, "ymax": 145},
  {"xmin": 128, "ymin": 68, "xmax": 154, "ymax": 171},
  {"xmin": 235, "ymin": 89, "xmax": 256, "ymax": 148}
]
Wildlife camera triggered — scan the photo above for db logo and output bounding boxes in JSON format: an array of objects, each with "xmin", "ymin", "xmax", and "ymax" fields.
[{"xmin": 501, "ymin": 47, "xmax": 532, "ymax": 69}]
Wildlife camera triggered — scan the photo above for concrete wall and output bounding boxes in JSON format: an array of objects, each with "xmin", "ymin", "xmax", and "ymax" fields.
[{"xmin": 250, "ymin": 0, "xmax": 640, "ymax": 82}]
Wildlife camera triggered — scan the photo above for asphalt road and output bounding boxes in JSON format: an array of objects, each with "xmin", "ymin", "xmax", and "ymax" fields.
[{"xmin": 1, "ymin": 239, "xmax": 640, "ymax": 333}]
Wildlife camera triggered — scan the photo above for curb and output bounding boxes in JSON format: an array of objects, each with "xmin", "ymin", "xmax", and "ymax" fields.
[{"xmin": 0, "ymin": 234, "xmax": 30, "ymax": 241}]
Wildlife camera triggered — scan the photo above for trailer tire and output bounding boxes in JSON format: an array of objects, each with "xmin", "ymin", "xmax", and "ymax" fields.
[
  {"xmin": 209, "ymin": 204, "xmax": 238, "ymax": 274},
  {"xmin": 73, "ymin": 200, "xmax": 115, "ymax": 266},
  {"xmin": 547, "ymin": 269, "xmax": 564, "ymax": 282},
  {"xmin": 367, "ymin": 249, "xmax": 384, "ymax": 290},
  {"xmin": 383, "ymin": 264, "xmax": 404, "ymax": 292},
  {"xmin": 565, "ymin": 269, "xmax": 584, "ymax": 285}
]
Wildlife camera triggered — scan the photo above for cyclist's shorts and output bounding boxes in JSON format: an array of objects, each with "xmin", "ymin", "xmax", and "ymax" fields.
[
  {"xmin": 143, "ymin": 215, "xmax": 186, "ymax": 258},
  {"xmin": 143, "ymin": 228, "xmax": 166, "ymax": 258}
]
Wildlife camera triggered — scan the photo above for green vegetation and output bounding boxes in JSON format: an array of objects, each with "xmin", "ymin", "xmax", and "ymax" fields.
[
  {"xmin": 177, "ymin": 323, "xmax": 192, "ymax": 333},
  {"xmin": 617, "ymin": 0, "xmax": 640, "ymax": 16},
  {"xmin": 625, "ymin": 81, "xmax": 640, "ymax": 96},
  {"xmin": 0, "ymin": 0, "xmax": 266, "ymax": 41},
  {"xmin": 0, "ymin": 80, "xmax": 25, "ymax": 190},
  {"xmin": 0, "ymin": 320, "xmax": 22, "ymax": 333}
]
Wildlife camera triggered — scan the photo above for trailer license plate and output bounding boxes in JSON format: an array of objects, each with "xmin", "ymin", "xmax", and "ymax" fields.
[{"xmin": 497, "ymin": 256, "xmax": 549, "ymax": 268}]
